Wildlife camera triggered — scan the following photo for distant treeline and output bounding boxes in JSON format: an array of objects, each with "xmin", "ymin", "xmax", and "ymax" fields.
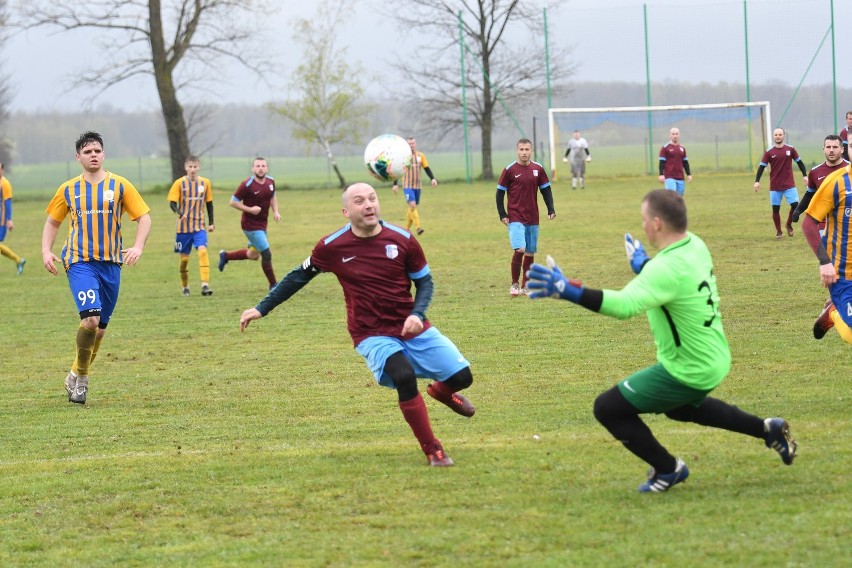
[{"xmin": 6, "ymin": 81, "xmax": 850, "ymax": 167}]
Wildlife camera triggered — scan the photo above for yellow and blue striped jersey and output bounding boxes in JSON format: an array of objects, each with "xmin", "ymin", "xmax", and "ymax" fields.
[
  {"xmin": 167, "ymin": 175, "xmax": 213, "ymax": 233},
  {"xmin": 46, "ymin": 172, "xmax": 150, "ymax": 268},
  {"xmin": 0, "ymin": 177, "xmax": 12, "ymax": 223},
  {"xmin": 806, "ymin": 165, "xmax": 852, "ymax": 280},
  {"xmin": 401, "ymin": 151, "xmax": 430, "ymax": 190}
]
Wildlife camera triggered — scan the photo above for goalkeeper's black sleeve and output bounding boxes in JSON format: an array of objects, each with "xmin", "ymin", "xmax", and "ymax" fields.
[
  {"xmin": 659, "ymin": 160, "xmax": 665, "ymax": 176},
  {"xmin": 424, "ymin": 166, "xmax": 435, "ymax": 181},
  {"xmin": 496, "ymin": 190, "xmax": 508, "ymax": 220},
  {"xmin": 169, "ymin": 201, "xmax": 179, "ymax": 214},
  {"xmin": 540, "ymin": 186, "xmax": 556, "ymax": 216},
  {"xmin": 256, "ymin": 258, "xmax": 321, "ymax": 316},
  {"xmin": 577, "ymin": 288, "xmax": 604, "ymax": 312},
  {"xmin": 584, "ymin": 147, "xmax": 590, "ymax": 156},
  {"xmin": 206, "ymin": 201, "xmax": 215, "ymax": 226},
  {"xmin": 564, "ymin": 147, "xmax": 571, "ymax": 158},
  {"xmin": 754, "ymin": 164, "xmax": 766, "ymax": 183},
  {"xmin": 411, "ymin": 273, "xmax": 434, "ymax": 321},
  {"xmin": 791, "ymin": 191, "xmax": 814, "ymax": 223},
  {"xmin": 796, "ymin": 159, "xmax": 808, "ymax": 178},
  {"xmin": 683, "ymin": 158, "xmax": 691, "ymax": 177}
]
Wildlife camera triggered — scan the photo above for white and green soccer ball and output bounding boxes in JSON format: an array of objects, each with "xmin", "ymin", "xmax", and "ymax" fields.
[{"xmin": 364, "ymin": 134, "xmax": 411, "ymax": 182}]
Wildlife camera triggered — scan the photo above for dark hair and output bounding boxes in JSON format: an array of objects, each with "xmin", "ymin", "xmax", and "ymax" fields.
[
  {"xmin": 75, "ymin": 131, "xmax": 104, "ymax": 153},
  {"xmin": 643, "ymin": 189, "xmax": 688, "ymax": 232},
  {"xmin": 824, "ymin": 134, "xmax": 843, "ymax": 144},
  {"xmin": 254, "ymin": 157, "xmax": 266, "ymax": 163},
  {"xmin": 517, "ymin": 138, "xmax": 532, "ymax": 146},
  {"xmin": 185, "ymin": 155, "xmax": 199, "ymax": 163}
]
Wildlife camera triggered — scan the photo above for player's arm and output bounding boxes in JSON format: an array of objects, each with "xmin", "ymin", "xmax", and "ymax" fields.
[
  {"xmin": 802, "ymin": 214, "xmax": 837, "ymax": 288},
  {"xmin": 41, "ymin": 217, "xmax": 63, "ymax": 275},
  {"xmin": 424, "ymin": 166, "xmax": 437, "ymax": 186},
  {"xmin": 526, "ymin": 260, "xmax": 603, "ymax": 311},
  {"xmin": 4, "ymin": 198, "xmax": 12, "ymax": 228},
  {"xmin": 683, "ymin": 157, "xmax": 691, "ymax": 177},
  {"xmin": 169, "ymin": 201, "xmax": 180, "ymax": 214},
  {"xmin": 795, "ymin": 158, "xmax": 808, "ymax": 179},
  {"xmin": 496, "ymin": 188, "xmax": 508, "ymax": 222},
  {"xmin": 791, "ymin": 191, "xmax": 814, "ymax": 223},
  {"xmin": 254, "ymin": 257, "xmax": 322, "ymax": 316},
  {"xmin": 206, "ymin": 201, "xmax": 215, "ymax": 227},
  {"xmin": 540, "ymin": 184, "xmax": 556, "ymax": 218},
  {"xmin": 410, "ymin": 273, "xmax": 434, "ymax": 321},
  {"xmin": 754, "ymin": 163, "xmax": 767, "ymax": 191},
  {"xmin": 122, "ymin": 213, "xmax": 151, "ymax": 266}
]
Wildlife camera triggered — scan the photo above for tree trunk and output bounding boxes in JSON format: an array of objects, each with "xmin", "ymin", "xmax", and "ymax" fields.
[
  {"xmin": 480, "ymin": 71, "xmax": 495, "ymax": 180},
  {"xmin": 320, "ymin": 137, "xmax": 347, "ymax": 189},
  {"xmin": 149, "ymin": 0, "xmax": 190, "ymax": 181}
]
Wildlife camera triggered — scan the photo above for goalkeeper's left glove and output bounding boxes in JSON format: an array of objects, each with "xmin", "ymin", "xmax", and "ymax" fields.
[
  {"xmin": 624, "ymin": 233, "xmax": 650, "ymax": 274},
  {"xmin": 586, "ymin": 155, "xmax": 592, "ymax": 162},
  {"xmin": 526, "ymin": 258, "xmax": 583, "ymax": 303}
]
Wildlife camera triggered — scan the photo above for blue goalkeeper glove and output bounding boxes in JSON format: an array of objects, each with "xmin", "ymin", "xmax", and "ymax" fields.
[
  {"xmin": 526, "ymin": 256, "xmax": 584, "ymax": 303},
  {"xmin": 624, "ymin": 233, "xmax": 650, "ymax": 274}
]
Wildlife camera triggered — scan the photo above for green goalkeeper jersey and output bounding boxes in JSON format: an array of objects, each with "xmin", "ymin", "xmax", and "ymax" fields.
[{"xmin": 599, "ymin": 232, "xmax": 731, "ymax": 390}]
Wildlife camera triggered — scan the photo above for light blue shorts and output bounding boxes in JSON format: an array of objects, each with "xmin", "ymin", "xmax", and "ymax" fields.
[
  {"xmin": 403, "ymin": 188, "xmax": 421, "ymax": 205},
  {"xmin": 664, "ymin": 178, "xmax": 685, "ymax": 195},
  {"xmin": 67, "ymin": 261, "xmax": 121, "ymax": 324},
  {"xmin": 770, "ymin": 188, "xmax": 799, "ymax": 206},
  {"xmin": 508, "ymin": 222, "xmax": 539, "ymax": 253},
  {"xmin": 243, "ymin": 230, "xmax": 270, "ymax": 253},
  {"xmin": 174, "ymin": 231, "xmax": 208, "ymax": 254},
  {"xmin": 355, "ymin": 327, "xmax": 470, "ymax": 389},
  {"xmin": 830, "ymin": 279, "xmax": 852, "ymax": 328}
]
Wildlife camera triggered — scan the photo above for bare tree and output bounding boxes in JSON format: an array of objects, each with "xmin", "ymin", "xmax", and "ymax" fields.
[
  {"xmin": 0, "ymin": 0, "xmax": 14, "ymax": 166},
  {"xmin": 394, "ymin": 1, "xmax": 571, "ymax": 180},
  {"xmin": 15, "ymin": 0, "xmax": 270, "ymax": 179},
  {"xmin": 269, "ymin": 0, "xmax": 372, "ymax": 189}
]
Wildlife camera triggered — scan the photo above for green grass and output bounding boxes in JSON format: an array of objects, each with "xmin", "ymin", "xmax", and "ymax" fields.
[{"xmin": 1, "ymin": 172, "xmax": 849, "ymax": 566}]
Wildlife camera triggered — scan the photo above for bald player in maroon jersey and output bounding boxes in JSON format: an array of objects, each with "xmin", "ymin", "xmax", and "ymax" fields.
[
  {"xmin": 239, "ymin": 182, "xmax": 475, "ymax": 467},
  {"xmin": 792, "ymin": 134, "xmax": 848, "ymax": 224}
]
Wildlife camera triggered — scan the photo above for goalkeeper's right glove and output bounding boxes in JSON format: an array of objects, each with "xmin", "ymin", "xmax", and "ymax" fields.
[
  {"xmin": 586, "ymin": 155, "xmax": 592, "ymax": 162},
  {"xmin": 624, "ymin": 233, "xmax": 650, "ymax": 274},
  {"xmin": 526, "ymin": 258, "xmax": 583, "ymax": 303}
]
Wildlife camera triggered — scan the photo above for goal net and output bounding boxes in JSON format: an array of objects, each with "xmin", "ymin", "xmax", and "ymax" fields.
[{"xmin": 548, "ymin": 101, "xmax": 771, "ymax": 180}]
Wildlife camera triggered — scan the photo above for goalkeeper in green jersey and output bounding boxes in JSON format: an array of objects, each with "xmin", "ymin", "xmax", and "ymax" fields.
[{"xmin": 526, "ymin": 189, "xmax": 797, "ymax": 493}]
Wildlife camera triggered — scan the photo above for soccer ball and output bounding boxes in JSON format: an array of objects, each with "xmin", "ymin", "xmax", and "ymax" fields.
[{"xmin": 364, "ymin": 134, "xmax": 411, "ymax": 182}]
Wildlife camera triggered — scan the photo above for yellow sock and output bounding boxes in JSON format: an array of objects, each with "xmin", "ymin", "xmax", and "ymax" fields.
[
  {"xmin": 74, "ymin": 325, "xmax": 97, "ymax": 377},
  {"xmin": 198, "ymin": 248, "xmax": 210, "ymax": 283},
  {"xmin": 405, "ymin": 209, "xmax": 412, "ymax": 230},
  {"xmin": 179, "ymin": 255, "xmax": 189, "ymax": 287},
  {"xmin": 0, "ymin": 243, "xmax": 20, "ymax": 263},
  {"xmin": 90, "ymin": 333, "xmax": 103, "ymax": 366},
  {"xmin": 410, "ymin": 208, "xmax": 421, "ymax": 229},
  {"xmin": 830, "ymin": 309, "xmax": 852, "ymax": 344}
]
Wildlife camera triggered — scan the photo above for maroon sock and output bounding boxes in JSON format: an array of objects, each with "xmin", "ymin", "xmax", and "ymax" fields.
[
  {"xmin": 786, "ymin": 208, "xmax": 794, "ymax": 227},
  {"xmin": 226, "ymin": 249, "xmax": 250, "ymax": 261},
  {"xmin": 398, "ymin": 393, "xmax": 438, "ymax": 454},
  {"xmin": 511, "ymin": 251, "xmax": 523, "ymax": 284},
  {"xmin": 429, "ymin": 380, "xmax": 457, "ymax": 399},
  {"xmin": 261, "ymin": 262, "xmax": 277, "ymax": 286},
  {"xmin": 521, "ymin": 255, "xmax": 534, "ymax": 287},
  {"xmin": 772, "ymin": 211, "xmax": 782, "ymax": 232}
]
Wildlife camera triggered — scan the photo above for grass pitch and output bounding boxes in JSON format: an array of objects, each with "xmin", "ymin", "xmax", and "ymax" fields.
[{"xmin": 0, "ymin": 172, "xmax": 849, "ymax": 566}]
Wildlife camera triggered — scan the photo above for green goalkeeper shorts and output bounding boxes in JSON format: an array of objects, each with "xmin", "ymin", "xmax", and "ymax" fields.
[{"xmin": 617, "ymin": 363, "xmax": 713, "ymax": 414}]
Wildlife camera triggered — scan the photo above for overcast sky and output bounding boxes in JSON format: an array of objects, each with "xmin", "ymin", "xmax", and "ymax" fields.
[{"xmin": 6, "ymin": 0, "xmax": 850, "ymax": 113}]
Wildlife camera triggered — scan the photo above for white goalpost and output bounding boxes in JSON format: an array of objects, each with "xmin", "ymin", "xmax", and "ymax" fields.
[{"xmin": 547, "ymin": 101, "xmax": 772, "ymax": 180}]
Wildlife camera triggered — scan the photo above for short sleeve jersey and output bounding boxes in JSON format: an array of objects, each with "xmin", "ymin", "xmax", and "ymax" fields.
[
  {"xmin": 807, "ymin": 160, "xmax": 849, "ymax": 192},
  {"xmin": 0, "ymin": 177, "xmax": 12, "ymax": 223},
  {"xmin": 760, "ymin": 145, "xmax": 800, "ymax": 191},
  {"xmin": 598, "ymin": 233, "xmax": 731, "ymax": 390},
  {"xmin": 167, "ymin": 175, "xmax": 213, "ymax": 233},
  {"xmin": 233, "ymin": 176, "xmax": 276, "ymax": 231},
  {"xmin": 310, "ymin": 221, "xmax": 432, "ymax": 346},
  {"xmin": 566, "ymin": 137, "xmax": 589, "ymax": 164},
  {"xmin": 805, "ymin": 165, "xmax": 852, "ymax": 281},
  {"xmin": 659, "ymin": 144, "xmax": 688, "ymax": 180},
  {"xmin": 497, "ymin": 161, "xmax": 552, "ymax": 225},
  {"xmin": 45, "ymin": 172, "xmax": 150, "ymax": 269},
  {"xmin": 401, "ymin": 151, "xmax": 430, "ymax": 190}
]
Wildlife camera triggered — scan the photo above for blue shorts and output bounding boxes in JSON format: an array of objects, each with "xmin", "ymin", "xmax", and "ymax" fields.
[
  {"xmin": 355, "ymin": 327, "xmax": 470, "ymax": 389},
  {"xmin": 67, "ymin": 261, "xmax": 121, "ymax": 324},
  {"xmin": 0, "ymin": 226, "xmax": 6, "ymax": 241},
  {"xmin": 174, "ymin": 231, "xmax": 209, "ymax": 254},
  {"xmin": 244, "ymin": 230, "xmax": 270, "ymax": 253},
  {"xmin": 403, "ymin": 188, "xmax": 421, "ymax": 205},
  {"xmin": 830, "ymin": 279, "xmax": 852, "ymax": 328},
  {"xmin": 508, "ymin": 222, "xmax": 539, "ymax": 253},
  {"xmin": 770, "ymin": 188, "xmax": 799, "ymax": 206},
  {"xmin": 664, "ymin": 178, "xmax": 685, "ymax": 195}
]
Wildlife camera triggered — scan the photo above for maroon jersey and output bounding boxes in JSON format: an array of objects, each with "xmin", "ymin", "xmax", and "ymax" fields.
[
  {"xmin": 841, "ymin": 126, "xmax": 850, "ymax": 160},
  {"xmin": 807, "ymin": 160, "xmax": 849, "ymax": 192},
  {"xmin": 233, "ymin": 176, "xmax": 276, "ymax": 231},
  {"xmin": 497, "ymin": 161, "xmax": 552, "ymax": 225},
  {"xmin": 310, "ymin": 221, "xmax": 432, "ymax": 346},
  {"xmin": 760, "ymin": 145, "xmax": 800, "ymax": 191},
  {"xmin": 659, "ymin": 143, "xmax": 689, "ymax": 180}
]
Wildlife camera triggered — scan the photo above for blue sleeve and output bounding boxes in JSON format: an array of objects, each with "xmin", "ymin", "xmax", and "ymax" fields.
[{"xmin": 4, "ymin": 199, "xmax": 11, "ymax": 221}]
